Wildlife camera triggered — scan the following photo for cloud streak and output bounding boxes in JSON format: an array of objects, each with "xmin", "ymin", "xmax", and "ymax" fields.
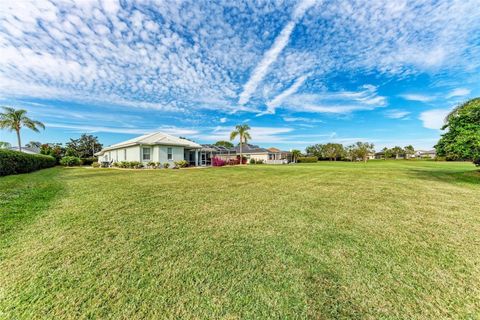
[{"xmin": 238, "ymin": 0, "xmax": 316, "ymax": 106}]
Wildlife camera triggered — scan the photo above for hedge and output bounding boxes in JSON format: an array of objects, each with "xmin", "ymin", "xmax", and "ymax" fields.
[
  {"xmin": 0, "ymin": 149, "xmax": 56, "ymax": 176},
  {"xmin": 297, "ymin": 156, "xmax": 318, "ymax": 163}
]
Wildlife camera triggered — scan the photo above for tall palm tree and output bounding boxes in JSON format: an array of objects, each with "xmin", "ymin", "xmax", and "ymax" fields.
[
  {"xmin": 0, "ymin": 107, "xmax": 45, "ymax": 152},
  {"xmin": 230, "ymin": 124, "xmax": 251, "ymax": 164},
  {"xmin": 291, "ymin": 149, "xmax": 301, "ymax": 163}
]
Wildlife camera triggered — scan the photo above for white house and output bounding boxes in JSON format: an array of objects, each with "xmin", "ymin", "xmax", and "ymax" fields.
[
  {"xmin": 8, "ymin": 146, "xmax": 40, "ymax": 154},
  {"xmin": 95, "ymin": 132, "xmax": 202, "ymax": 165}
]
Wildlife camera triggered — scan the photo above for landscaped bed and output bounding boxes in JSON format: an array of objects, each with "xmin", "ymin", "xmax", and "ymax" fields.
[{"xmin": 1, "ymin": 161, "xmax": 479, "ymax": 318}]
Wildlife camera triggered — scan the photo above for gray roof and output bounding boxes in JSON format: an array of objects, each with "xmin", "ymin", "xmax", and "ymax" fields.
[
  {"xmin": 233, "ymin": 144, "xmax": 270, "ymax": 154},
  {"xmin": 8, "ymin": 146, "xmax": 40, "ymax": 154},
  {"xmin": 96, "ymin": 131, "xmax": 202, "ymax": 155}
]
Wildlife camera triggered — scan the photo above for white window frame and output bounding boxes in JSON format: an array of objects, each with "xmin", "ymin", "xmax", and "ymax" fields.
[
  {"xmin": 142, "ymin": 147, "xmax": 151, "ymax": 161},
  {"xmin": 167, "ymin": 147, "xmax": 173, "ymax": 160}
]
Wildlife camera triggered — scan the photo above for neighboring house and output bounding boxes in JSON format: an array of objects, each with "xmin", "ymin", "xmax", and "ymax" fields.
[
  {"xmin": 413, "ymin": 150, "xmax": 436, "ymax": 159},
  {"xmin": 229, "ymin": 144, "xmax": 290, "ymax": 163},
  {"xmin": 95, "ymin": 132, "xmax": 292, "ymax": 166},
  {"xmin": 8, "ymin": 146, "xmax": 40, "ymax": 154},
  {"xmin": 95, "ymin": 131, "xmax": 202, "ymax": 165},
  {"xmin": 374, "ymin": 151, "xmax": 384, "ymax": 159}
]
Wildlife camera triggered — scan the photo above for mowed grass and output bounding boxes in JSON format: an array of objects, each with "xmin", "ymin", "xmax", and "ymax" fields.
[{"xmin": 1, "ymin": 161, "xmax": 479, "ymax": 319}]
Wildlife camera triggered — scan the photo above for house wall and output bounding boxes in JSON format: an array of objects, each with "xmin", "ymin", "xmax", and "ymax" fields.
[
  {"xmin": 98, "ymin": 145, "xmax": 189, "ymax": 164},
  {"xmin": 244, "ymin": 153, "xmax": 269, "ymax": 162},
  {"xmin": 155, "ymin": 145, "xmax": 184, "ymax": 163}
]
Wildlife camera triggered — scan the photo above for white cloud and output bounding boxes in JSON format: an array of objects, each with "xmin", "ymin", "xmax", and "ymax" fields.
[
  {"xmin": 419, "ymin": 109, "xmax": 450, "ymax": 129},
  {"xmin": 204, "ymin": 126, "xmax": 293, "ymax": 143},
  {"xmin": 446, "ymin": 88, "xmax": 471, "ymax": 98},
  {"xmin": 283, "ymin": 116, "xmax": 323, "ymax": 123},
  {"xmin": 384, "ymin": 109, "xmax": 410, "ymax": 119},
  {"xmin": 279, "ymin": 85, "xmax": 387, "ymax": 114},
  {"xmin": 400, "ymin": 94, "xmax": 433, "ymax": 102},
  {"xmin": 219, "ymin": 117, "xmax": 227, "ymax": 123},
  {"xmin": 238, "ymin": 0, "xmax": 316, "ymax": 106},
  {"xmin": 45, "ymin": 123, "xmax": 199, "ymax": 135},
  {"xmin": 264, "ymin": 75, "xmax": 308, "ymax": 114}
]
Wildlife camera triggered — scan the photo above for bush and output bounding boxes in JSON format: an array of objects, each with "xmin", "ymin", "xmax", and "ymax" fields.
[
  {"xmin": 60, "ymin": 156, "xmax": 81, "ymax": 166},
  {"xmin": 474, "ymin": 157, "xmax": 480, "ymax": 167},
  {"xmin": 0, "ymin": 149, "xmax": 56, "ymax": 176},
  {"xmin": 147, "ymin": 161, "xmax": 157, "ymax": 168},
  {"xmin": 297, "ymin": 156, "xmax": 318, "ymax": 163},
  {"xmin": 91, "ymin": 162, "xmax": 100, "ymax": 168},
  {"xmin": 213, "ymin": 157, "xmax": 226, "ymax": 166},
  {"xmin": 173, "ymin": 160, "xmax": 188, "ymax": 168},
  {"xmin": 81, "ymin": 157, "xmax": 97, "ymax": 166},
  {"xmin": 249, "ymin": 158, "xmax": 255, "ymax": 164},
  {"xmin": 163, "ymin": 163, "xmax": 170, "ymax": 169}
]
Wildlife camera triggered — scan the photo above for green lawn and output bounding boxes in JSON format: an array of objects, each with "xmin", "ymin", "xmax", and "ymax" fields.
[{"xmin": 1, "ymin": 161, "xmax": 479, "ymax": 319}]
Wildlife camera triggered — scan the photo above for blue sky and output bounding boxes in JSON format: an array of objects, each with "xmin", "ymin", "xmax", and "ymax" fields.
[{"xmin": 1, "ymin": 0, "xmax": 479, "ymax": 151}]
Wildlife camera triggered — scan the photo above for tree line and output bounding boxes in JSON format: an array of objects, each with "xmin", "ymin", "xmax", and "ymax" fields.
[{"xmin": 302, "ymin": 141, "xmax": 376, "ymax": 163}]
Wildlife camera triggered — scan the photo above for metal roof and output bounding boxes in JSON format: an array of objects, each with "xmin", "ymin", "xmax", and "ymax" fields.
[{"xmin": 96, "ymin": 131, "xmax": 202, "ymax": 155}]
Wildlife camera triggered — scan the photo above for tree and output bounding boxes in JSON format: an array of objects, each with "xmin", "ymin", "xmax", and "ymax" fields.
[
  {"xmin": 230, "ymin": 124, "xmax": 251, "ymax": 164},
  {"xmin": 291, "ymin": 149, "xmax": 302, "ymax": 163},
  {"xmin": 66, "ymin": 134, "xmax": 103, "ymax": 158},
  {"xmin": 353, "ymin": 142, "xmax": 375, "ymax": 163},
  {"xmin": 0, "ymin": 141, "xmax": 11, "ymax": 149},
  {"xmin": 382, "ymin": 147, "xmax": 393, "ymax": 160},
  {"xmin": 404, "ymin": 145, "xmax": 415, "ymax": 159},
  {"xmin": 391, "ymin": 146, "xmax": 404, "ymax": 159},
  {"xmin": 435, "ymin": 98, "xmax": 480, "ymax": 166},
  {"xmin": 345, "ymin": 144, "xmax": 356, "ymax": 161},
  {"xmin": 0, "ymin": 107, "xmax": 45, "ymax": 151},
  {"xmin": 323, "ymin": 143, "xmax": 344, "ymax": 161},
  {"xmin": 214, "ymin": 140, "xmax": 234, "ymax": 149},
  {"xmin": 40, "ymin": 143, "xmax": 65, "ymax": 164},
  {"xmin": 26, "ymin": 141, "xmax": 42, "ymax": 150},
  {"xmin": 305, "ymin": 144, "xmax": 323, "ymax": 159}
]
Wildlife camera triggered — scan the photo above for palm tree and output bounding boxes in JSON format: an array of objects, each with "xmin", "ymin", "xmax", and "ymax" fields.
[
  {"xmin": 291, "ymin": 149, "xmax": 301, "ymax": 163},
  {"xmin": 0, "ymin": 107, "xmax": 45, "ymax": 152},
  {"xmin": 230, "ymin": 124, "xmax": 251, "ymax": 164}
]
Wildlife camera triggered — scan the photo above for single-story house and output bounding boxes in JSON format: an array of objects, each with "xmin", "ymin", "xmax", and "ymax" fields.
[
  {"xmin": 95, "ymin": 131, "xmax": 202, "ymax": 165},
  {"xmin": 8, "ymin": 146, "xmax": 40, "ymax": 154},
  {"xmin": 96, "ymin": 132, "xmax": 292, "ymax": 166},
  {"xmin": 413, "ymin": 150, "xmax": 436, "ymax": 159}
]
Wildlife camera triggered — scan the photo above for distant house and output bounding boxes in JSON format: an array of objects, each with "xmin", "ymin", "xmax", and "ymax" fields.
[
  {"xmin": 8, "ymin": 146, "xmax": 40, "ymax": 154},
  {"xmin": 233, "ymin": 144, "xmax": 290, "ymax": 164},
  {"xmin": 413, "ymin": 150, "xmax": 436, "ymax": 159},
  {"xmin": 95, "ymin": 131, "xmax": 202, "ymax": 165}
]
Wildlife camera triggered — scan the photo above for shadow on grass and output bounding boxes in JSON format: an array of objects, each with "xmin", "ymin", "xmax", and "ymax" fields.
[{"xmin": 408, "ymin": 168, "xmax": 480, "ymax": 186}]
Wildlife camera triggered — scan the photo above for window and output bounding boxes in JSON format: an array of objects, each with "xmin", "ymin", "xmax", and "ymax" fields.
[
  {"xmin": 167, "ymin": 147, "xmax": 173, "ymax": 160},
  {"xmin": 142, "ymin": 147, "xmax": 151, "ymax": 161},
  {"xmin": 124, "ymin": 149, "xmax": 127, "ymax": 160}
]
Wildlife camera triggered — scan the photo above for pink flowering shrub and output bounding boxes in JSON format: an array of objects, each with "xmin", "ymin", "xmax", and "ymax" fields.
[{"xmin": 212, "ymin": 157, "xmax": 226, "ymax": 166}]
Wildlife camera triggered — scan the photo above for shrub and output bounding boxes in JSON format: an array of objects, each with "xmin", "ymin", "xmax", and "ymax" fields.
[
  {"xmin": 147, "ymin": 161, "xmax": 157, "ymax": 168},
  {"xmin": 128, "ymin": 161, "xmax": 142, "ymax": 169},
  {"xmin": 91, "ymin": 162, "xmax": 100, "ymax": 168},
  {"xmin": 256, "ymin": 159, "xmax": 264, "ymax": 164},
  {"xmin": 155, "ymin": 162, "xmax": 161, "ymax": 168},
  {"xmin": 249, "ymin": 158, "xmax": 256, "ymax": 164},
  {"xmin": 81, "ymin": 157, "xmax": 97, "ymax": 166},
  {"xmin": 213, "ymin": 157, "xmax": 226, "ymax": 167},
  {"xmin": 297, "ymin": 156, "xmax": 318, "ymax": 163},
  {"xmin": 0, "ymin": 149, "xmax": 56, "ymax": 176},
  {"xmin": 163, "ymin": 162, "xmax": 170, "ymax": 169},
  {"xmin": 174, "ymin": 160, "xmax": 188, "ymax": 168},
  {"xmin": 60, "ymin": 156, "xmax": 81, "ymax": 167}
]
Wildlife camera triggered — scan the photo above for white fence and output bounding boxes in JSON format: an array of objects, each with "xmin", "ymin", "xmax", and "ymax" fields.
[{"xmin": 265, "ymin": 159, "xmax": 288, "ymax": 165}]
